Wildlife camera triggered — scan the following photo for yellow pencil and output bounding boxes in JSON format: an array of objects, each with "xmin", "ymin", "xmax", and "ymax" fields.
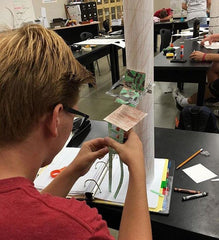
[{"xmin": 176, "ymin": 148, "xmax": 203, "ymax": 170}]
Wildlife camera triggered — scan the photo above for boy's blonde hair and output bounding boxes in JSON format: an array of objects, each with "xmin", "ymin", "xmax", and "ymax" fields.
[{"xmin": 0, "ymin": 24, "xmax": 94, "ymax": 146}]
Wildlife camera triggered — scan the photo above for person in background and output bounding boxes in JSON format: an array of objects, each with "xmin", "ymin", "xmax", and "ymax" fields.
[
  {"xmin": 154, "ymin": 8, "xmax": 173, "ymax": 22},
  {"xmin": 0, "ymin": 24, "xmax": 152, "ymax": 240},
  {"xmin": 173, "ymin": 33, "xmax": 219, "ymax": 115},
  {"xmin": 182, "ymin": 0, "xmax": 211, "ymax": 28}
]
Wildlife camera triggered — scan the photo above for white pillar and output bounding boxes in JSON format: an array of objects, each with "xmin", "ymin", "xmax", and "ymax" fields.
[
  {"xmin": 123, "ymin": 1, "xmax": 154, "ymax": 182},
  {"xmin": 209, "ymin": 0, "xmax": 219, "ymax": 34}
]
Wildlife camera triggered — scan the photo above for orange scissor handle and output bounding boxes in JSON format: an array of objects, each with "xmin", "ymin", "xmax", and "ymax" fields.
[{"xmin": 50, "ymin": 167, "xmax": 65, "ymax": 178}]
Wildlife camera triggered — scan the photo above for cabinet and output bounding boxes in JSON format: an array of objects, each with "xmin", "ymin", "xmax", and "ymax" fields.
[{"xmin": 84, "ymin": 0, "xmax": 123, "ymax": 30}]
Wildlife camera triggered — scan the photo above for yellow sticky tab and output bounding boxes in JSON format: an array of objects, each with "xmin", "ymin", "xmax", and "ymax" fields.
[{"xmin": 166, "ymin": 53, "xmax": 174, "ymax": 58}]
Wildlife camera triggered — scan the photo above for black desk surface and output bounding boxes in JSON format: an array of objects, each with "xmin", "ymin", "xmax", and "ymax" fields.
[
  {"xmin": 154, "ymin": 37, "xmax": 214, "ymax": 70},
  {"xmin": 70, "ymin": 120, "xmax": 219, "ymax": 240}
]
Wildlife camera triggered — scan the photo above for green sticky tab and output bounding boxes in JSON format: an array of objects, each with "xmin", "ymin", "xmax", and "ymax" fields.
[{"xmin": 161, "ymin": 181, "xmax": 167, "ymax": 188}]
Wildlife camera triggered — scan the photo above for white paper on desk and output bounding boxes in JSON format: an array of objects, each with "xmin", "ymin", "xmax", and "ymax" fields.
[
  {"xmin": 183, "ymin": 163, "xmax": 217, "ymax": 183},
  {"xmin": 34, "ymin": 143, "xmax": 166, "ymax": 208},
  {"xmin": 112, "ymin": 39, "xmax": 125, "ymax": 48},
  {"xmin": 34, "ymin": 147, "xmax": 109, "ymax": 195},
  {"xmin": 76, "ymin": 38, "xmax": 124, "ymax": 46},
  {"xmin": 95, "ymin": 158, "xmax": 166, "ymax": 208},
  {"xmin": 172, "ymin": 31, "xmax": 193, "ymax": 37},
  {"xmin": 204, "ymin": 41, "xmax": 219, "ymax": 49}
]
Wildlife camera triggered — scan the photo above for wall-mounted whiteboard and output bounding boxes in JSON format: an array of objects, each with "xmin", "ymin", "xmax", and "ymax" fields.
[{"xmin": 0, "ymin": 0, "xmax": 35, "ymax": 29}]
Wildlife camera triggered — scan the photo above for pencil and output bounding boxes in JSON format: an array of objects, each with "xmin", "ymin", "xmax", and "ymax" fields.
[
  {"xmin": 176, "ymin": 148, "xmax": 203, "ymax": 170},
  {"xmin": 174, "ymin": 187, "xmax": 201, "ymax": 194}
]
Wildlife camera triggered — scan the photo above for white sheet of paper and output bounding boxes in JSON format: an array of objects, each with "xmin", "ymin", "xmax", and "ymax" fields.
[
  {"xmin": 95, "ymin": 157, "xmax": 166, "ymax": 208},
  {"xmin": 183, "ymin": 163, "xmax": 217, "ymax": 183},
  {"xmin": 76, "ymin": 38, "xmax": 125, "ymax": 46},
  {"xmin": 172, "ymin": 31, "xmax": 193, "ymax": 37},
  {"xmin": 112, "ymin": 39, "xmax": 125, "ymax": 48},
  {"xmin": 204, "ymin": 41, "xmax": 219, "ymax": 49},
  {"xmin": 34, "ymin": 144, "xmax": 166, "ymax": 208}
]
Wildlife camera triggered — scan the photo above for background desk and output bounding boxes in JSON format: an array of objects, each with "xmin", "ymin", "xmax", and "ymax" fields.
[
  {"xmin": 73, "ymin": 44, "xmax": 119, "ymax": 85},
  {"xmin": 69, "ymin": 120, "xmax": 219, "ymax": 240},
  {"xmin": 154, "ymin": 20, "xmax": 188, "ymax": 52},
  {"xmin": 154, "ymin": 37, "xmax": 216, "ymax": 106},
  {"xmin": 53, "ymin": 22, "xmax": 99, "ymax": 45}
]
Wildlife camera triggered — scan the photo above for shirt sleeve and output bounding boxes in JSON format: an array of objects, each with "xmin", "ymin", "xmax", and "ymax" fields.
[
  {"xmin": 167, "ymin": 8, "xmax": 172, "ymax": 16},
  {"xmin": 154, "ymin": 10, "xmax": 161, "ymax": 17}
]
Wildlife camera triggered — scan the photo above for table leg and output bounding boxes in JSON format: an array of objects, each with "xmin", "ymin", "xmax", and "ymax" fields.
[
  {"xmin": 110, "ymin": 45, "xmax": 120, "ymax": 84},
  {"xmin": 122, "ymin": 48, "xmax": 126, "ymax": 66},
  {"xmin": 197, "ymin": 77, "xmax": 206, "ymax": 106},
  {"xmin": 87, "ymin": 63, "xmax": 96, "ymax": 87},
  {"xmin": 154, "ymin": 31, "xmax": 158, "ymax": 52}
]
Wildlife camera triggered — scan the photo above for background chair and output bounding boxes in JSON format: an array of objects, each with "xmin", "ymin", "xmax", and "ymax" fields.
[
  {"xmin": 80, "ymin": 31, "xmax": 94, "ymax": 41},
  {"xmin": 159, "ymin": 28, "xmax": 172, "ymax": 52},
  {"xmin": 103, "ymin": 19, "xmax": 110, "ymax": 34},
  {"xmin": 159, "ymin": 29, "xmax": 184, "ymax": 91}
]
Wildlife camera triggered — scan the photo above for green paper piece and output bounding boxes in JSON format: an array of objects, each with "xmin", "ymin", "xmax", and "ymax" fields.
[
  {"xmin": 114, "ymin": 158, "xmax": 124, "ymax": 199},
  {"xmin": 107, "ymin": 123, "xmax": 124, "ymax": 195},
  {"xmin": 124, "ymin": 69, "xmax": 146, "ymax": 91},
  {"xmin": 108, "ymin": 150, "xmax": 113, "ymax": 192}
]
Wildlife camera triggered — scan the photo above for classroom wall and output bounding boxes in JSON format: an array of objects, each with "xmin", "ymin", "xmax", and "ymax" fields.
[
  {"xmin": 154, "ymin": 0, "xmax": 170, "ymax": 12},
  {"xmin": 32, "ymin": 0, "xmax": 68, "ymax": 24},
  {"xmin": 32, "ymin": 0, "xmax": 172, "ymax": 24}
]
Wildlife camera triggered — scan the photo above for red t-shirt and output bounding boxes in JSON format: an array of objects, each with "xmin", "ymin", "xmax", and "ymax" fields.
[
  {"xmin": 0, "ymin": 177, "xmax": 114, "ymax": 240},
  {"xmin": 154, "ymin": 8, "xmax": 172, "ymax": 18}
]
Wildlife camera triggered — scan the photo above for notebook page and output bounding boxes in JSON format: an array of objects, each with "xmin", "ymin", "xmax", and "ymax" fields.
[{"xmin": 34, "ymin": 147, "xmax": 109, "ymax": 195}]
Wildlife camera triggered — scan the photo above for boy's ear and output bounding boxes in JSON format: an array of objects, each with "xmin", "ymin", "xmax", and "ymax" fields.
[{"xmin": 46, "ymin": 104, "xmax": 63, "ymax": 137}]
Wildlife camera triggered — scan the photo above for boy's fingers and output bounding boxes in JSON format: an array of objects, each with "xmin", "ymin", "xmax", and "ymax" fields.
[{"xmin": 104, "ymin": 137, "xmax": 121, "ymax": 152}]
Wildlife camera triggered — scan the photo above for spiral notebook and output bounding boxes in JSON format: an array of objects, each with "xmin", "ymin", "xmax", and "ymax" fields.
[{"xmin": 34, "ymin": 147, "xmax": 171, "ymax": 210}]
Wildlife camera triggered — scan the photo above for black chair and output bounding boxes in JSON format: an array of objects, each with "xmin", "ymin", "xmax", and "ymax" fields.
[
  {"xmin": 80, "ymin": 32, "xmax": 94, "ymax": 41},
  {"xmin": 159, "ymin": 29, "xmax": 184, "ymax": 91},
  {"xmin": 159, "ymin": 28, "xmax": 172, "ymax": 52},
  {"xmin": 103, "ymin": 19, "xmax": 110, "ymax": 33},
  {"xmin": 193, "ymin": 18, "xmax": 200, "ymax": 38}
]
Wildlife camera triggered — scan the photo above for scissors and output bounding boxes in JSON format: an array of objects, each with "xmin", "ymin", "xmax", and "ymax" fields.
[{"xmin": 50, "ymin": 167, "xmax": 65, "ymax": 178}]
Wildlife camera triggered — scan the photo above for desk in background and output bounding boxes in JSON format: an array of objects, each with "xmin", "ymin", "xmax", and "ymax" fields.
[
  {"xmin": 53, "ymin": 22, "xmax": 99, "ymax": 45},
  {"xmin": 68, "ymin": 120, "xmax": 219, "ymax": 240},
  {"xmin": 154, "ymin": 37, "xmax": 217, "ymax": 106},
  {"xmin": 53, "ymin": 23, "xmax": 123, "ymax": 85},
  {"xmin": 73, "ymin": 44, "xmax": 119, "ymax": 85},
  {"xmin": 154, "ymin": 20, "xmax": 188, "ymax": 52},
  {"xmin": 111, "ymin": 20, "xmax": 189, "ymax": 52}
]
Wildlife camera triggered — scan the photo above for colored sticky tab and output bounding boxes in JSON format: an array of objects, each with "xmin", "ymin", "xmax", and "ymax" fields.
[{"xmin": 161, "ymin": 180, "xmax": 167, "ymax": 188}]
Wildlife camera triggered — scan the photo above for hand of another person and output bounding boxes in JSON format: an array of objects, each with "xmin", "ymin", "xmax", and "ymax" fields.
[
  {"xmin": 201, "ymin": 35, "xmax": 214, "ymax": 46},
  {"xmin": 70, "ymin": 138, "xmax": 109, "ymax": 177},
  {"xmin": 190, "ymin": 51, "xmax": 205, "ymax": 62},
  {"xmin": 104, "ymin": 130, "xmax": 144, "ymax": 172}
]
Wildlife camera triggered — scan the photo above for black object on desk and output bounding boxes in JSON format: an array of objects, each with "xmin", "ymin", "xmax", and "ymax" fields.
[
  {"xmin": 69, "ymin": 120, "xmax": 219, "ymax": 240},
  {"xmin": 67, "ymin": 118, "xmax": 91, "ymax": 147}
]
